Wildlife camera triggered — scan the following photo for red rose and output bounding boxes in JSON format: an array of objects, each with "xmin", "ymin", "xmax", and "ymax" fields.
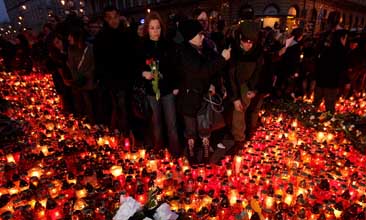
[{"xmin": 146, "ymin": 59, "xmax": 152, "ymax": 66}]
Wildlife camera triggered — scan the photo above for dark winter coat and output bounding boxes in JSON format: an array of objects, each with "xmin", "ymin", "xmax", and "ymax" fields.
[
  {"xmin": 316, "ymin": 44, "xmax": 348, "ymax": 88},
  {"xmin": 228, "ymin": 44, "xmax": 264, "ymax": 102},
  {"xmin": 280, "ymin": 42, "xmax": 302, "ymax": 77},
  {"xmin": 94, "ymin": 25, "xmax": 135, "ymax": 90},
  {"xmin": 49, "ymin": 47, "xmax": 71, "ymax": 94},
  {"xmin": 136, "ymin": 38, "xmax": 179, "ymax": 96},
  {"xmin": 177, "ymin": 42, "xmax": 226, "ymax": 117},
  {"xmin": 67, "ymin": 44, "xmax": 96, "ymax": 90}
]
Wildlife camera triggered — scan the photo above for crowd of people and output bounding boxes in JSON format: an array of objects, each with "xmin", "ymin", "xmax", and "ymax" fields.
[{"xmin": 1, "ymin": 6, "xmax": 366, "ymax": 164}]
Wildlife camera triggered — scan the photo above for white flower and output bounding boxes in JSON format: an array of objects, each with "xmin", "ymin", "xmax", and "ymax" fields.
[
  {"xmin": 113, "ymin": 196, "xmax": 142, "ymax": 220},
  {"xmin": 153, "ymin": 203, "xmax": 179, "ymax": 220},
  {"xmin": 310, "ymin": 115, "xmax": 315, "ymax": 120},
  {"xmin": 143, "ymin": 218, "xmax": 153, "ymax": 220}
]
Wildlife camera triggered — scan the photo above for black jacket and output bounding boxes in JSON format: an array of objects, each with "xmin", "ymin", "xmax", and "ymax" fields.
[
  {"xmin": 280, "ymin": 42, "xmax": 302, "ymax": 77},
  {"xmin": 228, "ymin": 44, "xmax": 264, "ymax": 101},
  {"xmin": 316, "ymin": 43, "xmax": 348, "ymax": 88},
  {"xmin": 177, "ymin": 42, "xmax": 226, "ymax": 117},
  {"xmin": 136, "ymin": 39, "xmax": 179, "ymax": 96},
  {"xmin": 94, "ymin": 25, "xmax": 135, "ymax": 90}
]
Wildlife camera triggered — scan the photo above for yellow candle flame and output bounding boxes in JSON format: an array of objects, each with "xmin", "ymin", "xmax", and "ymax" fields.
[
  {"xmin": 6, "ymin": 154, "xmax": 15, "ymax": 163},
  {"xmin": 76, "ymin": 189, "xmax": 87, "ymax": 199},
  {"xmin": 110, "ymin": 165, "xmax": 123, "ymax": 177},
  {"xmin": 28, "ymin": 167, "xmax": 43, "ymax": 178}
]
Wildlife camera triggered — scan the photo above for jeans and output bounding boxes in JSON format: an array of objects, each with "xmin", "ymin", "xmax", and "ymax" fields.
[
  {"xmin": 313, "ymin": 87, "xmax": 339, "ymax": 113},
  {"xmin": 232, "ymin": 94, "xmax": 251, "ymax": 142},
  {"xmin": 246, "ymin": 93, "xmax": 265, "ymax": 133},
  {"xmin": 147, "ymin": 94, "xmax": 180, "ymax": 156},
  {"xmin": 110, "ymin": 89, "xmax": 130, "ymax": 136},
  {"xmin": 72, "ymin": 88, "xmax": 94, "ymax": 123}
]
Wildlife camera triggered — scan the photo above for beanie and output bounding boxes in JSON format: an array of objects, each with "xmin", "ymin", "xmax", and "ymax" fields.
[
  {"xmin": 179, "ymin": 19, "xmax": 203, "ymax": 42},
  {"xmin": 237, "ymin": 21, "xmax": 260, "ymax": 42}
]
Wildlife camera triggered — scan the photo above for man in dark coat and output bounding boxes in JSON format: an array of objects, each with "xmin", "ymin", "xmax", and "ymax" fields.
[
  {"xmin": 94, "ymin": 6, "xmax": 135, "ymax": 141},
  {"xmin": 276, "ymin": 28, "xmax": 303, "ymax": 98},
  {"xmin": 314, "ymin": 29, "xmax": 348, "ymax": 113},
  {"xmin": 228, "ymin": 21, "xmax": 263, "ymax": 152}
]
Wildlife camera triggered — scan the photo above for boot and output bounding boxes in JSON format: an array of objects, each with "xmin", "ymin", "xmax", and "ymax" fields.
[
  {"xmin": 202, "ymin": 137, "xmax": 210, "ymax": 164},
  {"xmin": 227, "ymin": 141, "xmax": 245, "ymax": 156}
]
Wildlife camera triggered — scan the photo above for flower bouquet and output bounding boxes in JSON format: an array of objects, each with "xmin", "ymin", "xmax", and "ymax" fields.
[
  {"xmin": 146, "ymin": 58, "xmax": 162, "ymax": 101},
  {"xmin": 113, "ymin": 188, "xmax": 178, "ymax": 220}
]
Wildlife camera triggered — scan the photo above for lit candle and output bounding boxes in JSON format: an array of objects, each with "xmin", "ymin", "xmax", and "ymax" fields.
[
  {"xmin": 73, "ymin": 199, "xmax": 87, "ymax": 211},
  {"xmin": 316, "ymin": 132, "xmax": 325, "ymax": 142},
  {"xmin": 40, "ymin": 145, "xmax": 49, "ymax": 156},
  {"xmin": 234, "ymin": 156, "xmax": 242, "ymax": 174},
  {"xmin": 8, "ymin": 186, "xmax": 19, "ymax": 195},
  {"xmin": 139, "ymin": 149, "xmax": 146, "ymax": 159},
  {"xmin": 110, "ymin": 165, "xmax": 123, "ymax": 177},
  {"xmin": 149, "ymin": 160, "xmax": 158, "ymax": 172},
  {"xmin": 28, "ymin": 167, "xmax": 43, "ymax": 178},
  {"xmin": 284, "ymin": 194, "xmax": 293, "ymax": 206},
  {"xmin": 264, "ymin": 196, "xmax": 274, "ymax": 210},
  {"xmin": 334, "ymin": 209, "xmax": 342, "ymax": 218},
  {"xmin": 6, "ymin": 154, "xmax": 15, "ymax": 163},
  {"xmin": 229, "ymin": 189, "xmax": 238, "ymax": 206},
  {"xmin": 76, "ymin": 188, "xmax": 87, "ymax": 199},
  {"xmin": 0, "ymin": 187, "xmax": 10, "ymax": 198},
  {"xmin": 136, "ymin": 194, "xmax": 147, "ymax": 205}
]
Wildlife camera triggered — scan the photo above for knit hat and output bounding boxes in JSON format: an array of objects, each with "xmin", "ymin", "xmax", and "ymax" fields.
[
  {"xmin": 179, "ymin": 19, "xmax": 203, "ymax": 41},
  {"xmin": 237, "ymin": 21, "xmax": 260, "ymax": 42}
]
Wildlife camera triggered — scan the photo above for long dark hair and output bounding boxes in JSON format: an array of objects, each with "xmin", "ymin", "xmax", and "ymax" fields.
[
  {"xmin": 68, "ymin": 27, "xmax": 87, "ymax": 48},
  {"xmin": 144, "ymin": 11, "xmax": 166, "ymax": 39}
]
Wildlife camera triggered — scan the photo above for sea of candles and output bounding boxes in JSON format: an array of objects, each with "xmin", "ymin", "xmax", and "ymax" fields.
[{"xmin": 0, "ymin": 71, "xmax": 366, "ymax": 219}]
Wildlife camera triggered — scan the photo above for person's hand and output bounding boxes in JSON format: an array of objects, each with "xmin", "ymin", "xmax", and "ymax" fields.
[
  {"xmin": 64, "ymin": 79, "xmax": 73, "ymax": 86},
  {"xmin": 209, "ymin": 84, "xmax": 215, "ymax": 95},
  {"xmin": 279, "ymin": 47, "xmax": 287, "ymax": 56},
  {"xmin": 142, "ymin": 71, "xmax": 154, "ymax": 80},
  {"xmin": 221, "ymin": 48, "xmax": 231, "ymax": 61},
  {"xmin": 223, "ymin": 90, "xmax": 227, "ymax": 99},
  {"xmin": 173, "ymin": 89, "xmax": 179, "ymax": 95},
  {"xmin": 247, "ymin": 91, "xmax": 256, "ymax": 99},
  {"xmin": 233, "ymin": 100, "xmax": 243, "ymax": 112}
]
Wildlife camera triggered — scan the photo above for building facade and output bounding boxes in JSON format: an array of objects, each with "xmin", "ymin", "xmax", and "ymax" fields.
[
  {"xmin": 1, "ymin": 0, "xmax": 88, "ymax": 32},
  {"xmin": 226, "ymin": 0, "xmax": 366, "ymax": 33},
  {"xmin": 2, "ymin": 0, "xmax": 366, "ymax": 35},
  {"xmin": 84, "ymin": 0, "xmax": 366, "ymax": 33}
]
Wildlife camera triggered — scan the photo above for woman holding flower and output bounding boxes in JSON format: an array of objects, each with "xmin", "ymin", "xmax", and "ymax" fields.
[{"xmin": 137, "ymin": 12, "xmax": 180, "ymax": 157}]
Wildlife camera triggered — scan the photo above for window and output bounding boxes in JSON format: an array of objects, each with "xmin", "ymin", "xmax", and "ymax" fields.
[{"xmin": 263, "ymin": 4, "xmax": 280, "ymax": 16}]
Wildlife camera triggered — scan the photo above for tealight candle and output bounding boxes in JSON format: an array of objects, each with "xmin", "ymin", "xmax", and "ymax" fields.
[
  {"xmin": 234, "ymin": 156, "xmax": 242, "ymax": 174},
  {"xmin": 73, "ymin": 199, "xmax": 87, "ymax": 211},
  {"xmin": 76, "ymin": 188, "xmax": 87, "ymax": 199},
  {"xmin": 6, "ymin": 154, "xmax": 15, "ymax": 163},
  {"xmin": 28, "ymin": 167, "xmax": 43, "ymax": 178},
  {"xmin": 284, "ymin": 194, "xmax": 293, "ymax": 206},
  {"xmin": 264, "ymin": 196, "xmax": 274, "ymax": 210},
  {"xmin": 110, "ymin": 165, "xmax": 123, "ymax": 177}
]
